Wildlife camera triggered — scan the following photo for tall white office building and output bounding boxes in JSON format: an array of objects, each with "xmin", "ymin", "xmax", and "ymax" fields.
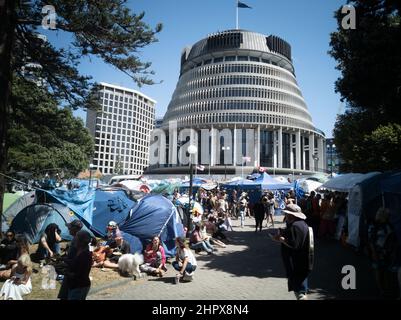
[{"xmin": 86, "ymin": 82, "xmax": 156, "ymax": 175}]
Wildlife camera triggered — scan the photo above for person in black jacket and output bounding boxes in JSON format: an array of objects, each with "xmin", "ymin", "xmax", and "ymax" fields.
[
  {"xmin": 273, "ymin": 204, "xmax": 313, "ymax": 300},
  {"xmin": 253, "ymin": 197, "xmax": 266, "ymax": 232},
  {"xmin": 0, "ymin": 230, "xmax": 18, "ymax": 267},
  {"xmin": 66, "ymin": 230, "xmax": 92, "ymax": 300}
]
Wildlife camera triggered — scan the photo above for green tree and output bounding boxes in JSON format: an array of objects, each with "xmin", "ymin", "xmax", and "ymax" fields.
[
  {"xmin": 0, "ymin": 0, "xmax": 162, "ymax": 234},
  {"xmin": 8, "ymin": 77, "xmax": 94, "ymax": 176},
  {"xmin": 329, "ymin": 0, "xmax": 401, "ymax": 172}
]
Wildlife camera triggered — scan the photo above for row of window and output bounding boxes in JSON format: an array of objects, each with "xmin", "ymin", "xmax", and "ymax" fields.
[
  {"xmin": 165, "ymin": 100, "xmax": 311, "ymax": 122},
  {"xmin": 95, "ymin": 117, "xmax": 153, "ymax": 132},
  {"xmin": 174, "ymin": 113, "xmax": 315, "ymax": 131},
  {"xmin": 93, "ymin": 143, "xmax": 149, "ymax": 156},
  {"xmin": 181, "ymin": 63, "xmax": 296, "ymax": 85},
  {"xmin": 183, "ymin": 75, "xmax": 302, "ymax": 96},
  {"xmin": 92, "ymin": 165, "xmax": 144, "ymax": 175},
  {"xmin": 172, "ymin": 87, "xmax": 306, "ymax": 108},
  {"xmin": 101, "ymin": 90, "xmax": 150, "ymax": 105},
  {"xmin": 95, "ymin": 123, "xmax": 152, "ymax": 136},
  {"xmin": 100, "ymin": 101, "xmax": 154, "ymax": 120}
]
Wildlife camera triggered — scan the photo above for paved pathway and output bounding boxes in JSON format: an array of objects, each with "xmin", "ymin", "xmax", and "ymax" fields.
[{"xmin": 88, "ymin": 217, "xmax": 379, "ymax": 300}]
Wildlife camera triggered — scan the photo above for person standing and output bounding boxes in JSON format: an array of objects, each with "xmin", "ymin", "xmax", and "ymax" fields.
[
  {"xmin": 65, "ymin": 230, "xmax": 93, "ymax": 300},
  {"xmin": 253, "ymin": 197, "xmax": 266, "ymax": 232},
  {"xmin": 57, "ymin": 219, "xmax": 83, "ymax": 300},
  {"xmin": 273, "ymin": 204, "xmax": 313, "ymax": 300}
]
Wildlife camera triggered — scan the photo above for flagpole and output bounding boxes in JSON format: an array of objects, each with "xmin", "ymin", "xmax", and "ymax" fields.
[{"xmin": 236, "ymin": 0, "xmax": 239, "ymax": 29}]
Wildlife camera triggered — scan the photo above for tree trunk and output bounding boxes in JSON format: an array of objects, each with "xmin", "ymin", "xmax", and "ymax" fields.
[{"xmin": 0, "ymin": 0, "xmax": 16, "ymax": 237}]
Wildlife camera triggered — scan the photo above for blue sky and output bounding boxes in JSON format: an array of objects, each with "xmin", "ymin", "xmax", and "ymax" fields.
[{"xmin": 43, "ymin": 0, "xmax": 346, "ymax": 137}]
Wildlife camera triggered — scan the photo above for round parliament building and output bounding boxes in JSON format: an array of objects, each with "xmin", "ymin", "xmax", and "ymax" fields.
[{"xmin": 148, "ymin": 30, "xmax": 326, "ymax": 176}]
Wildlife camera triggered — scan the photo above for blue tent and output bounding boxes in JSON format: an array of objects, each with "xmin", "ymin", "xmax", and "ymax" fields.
[
  {"xmin": 35, "ymin": 187, "xmax": 135, "ymax": 238},
  {"xmin": 10, "ymin": 203, "xmax": 94, "ymax": 244},
  {"xmin": 119, "ymin": 195, "xmax": 185, "ymax": 257},
  {"xmin": 90, "ymin": 189, "xmax": 136, "ymax": 237},
  {"xmin": 253, "ymin": 173, "xmax": 293, "ymax": 190}
]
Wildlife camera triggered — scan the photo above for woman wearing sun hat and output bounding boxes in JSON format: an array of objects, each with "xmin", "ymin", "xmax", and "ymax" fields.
[{"xmin": 273, "ymin": 204, "xmax": 314, "ymax": 300}]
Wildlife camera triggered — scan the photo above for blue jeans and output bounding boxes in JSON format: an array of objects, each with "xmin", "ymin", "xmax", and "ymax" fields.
[
  {"xmin": 172, "ymin": 261, "xmax": 197, "ymax": 274},
  {"xmin": 68, "ymin": 287, "xmax": 90, "ymax": 300},
  {"xmin": 190, "ymin": 241, "xmax": 213, "ymax": 253},
  {"xmin": 295, "ymin": 278, "xmax": 309, "ymax": 295},
  {"xmin": 37, "ymin": 242, "xmax": 61, "ymax": 260}
]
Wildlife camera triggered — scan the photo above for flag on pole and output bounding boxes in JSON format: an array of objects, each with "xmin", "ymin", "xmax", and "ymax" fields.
[
  {"xmin": 242, "ymin": 156, "xmax": 251, "ymax": 162},
  {"xmin": 196, "ymin": 165, "xmax": 205, "ymax": 171},
  {"xmin": 238, "ymin": 1, "xmax": 252, "ymax": 9}
]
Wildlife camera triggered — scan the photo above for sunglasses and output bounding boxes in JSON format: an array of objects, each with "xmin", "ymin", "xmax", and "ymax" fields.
[{"xmin": 6, "ymin": 234, "xmax": 13, "ymax": 238}]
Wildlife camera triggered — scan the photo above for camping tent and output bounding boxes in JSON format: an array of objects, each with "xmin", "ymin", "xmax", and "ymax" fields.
[
  {"xmin": 10, "ymin": 203, "xmax": 94, "ymax": 244},
  {"xmin": 319, "ymin": 172, "xmax": 381, "ymax": 192},
  {"xmin": 2, "ymin": 191, "xmax": 35, "ymax": 230},
  {"xmin": 381, "ymin": 171, "xmax": 401, "ymax": 249},
  {"xmin": 119, "ymin": 195, "xmax": 184, "ymax": 257},
  {"xmin": 90, "ymin": 189, "xmax": 136, "ymax": 237}
]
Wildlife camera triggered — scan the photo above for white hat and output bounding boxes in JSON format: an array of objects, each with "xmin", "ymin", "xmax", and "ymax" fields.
[{"xmin": 281, "ymin": 204, "xmax": 306, "ymax": 220}]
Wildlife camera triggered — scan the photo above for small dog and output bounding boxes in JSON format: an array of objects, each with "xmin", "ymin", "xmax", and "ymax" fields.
[{"xmin": 118, "ymin": 253, "xmax": 144, "ymax": 279}]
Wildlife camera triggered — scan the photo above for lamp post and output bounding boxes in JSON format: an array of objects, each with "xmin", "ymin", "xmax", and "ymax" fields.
[
  {"xmin": 89, "ymin": 164, "xmax": 95, "ymax": 188},
  {"xmin": 222, "ymin": 146, "xmax": 230, "ymax": 181},
  {"xmin": 327, "ymin": 144, "xmax": 336, "ymax": 177},
  {"xmin": 187, "ymin": 144, "xmax": 198, "ymax": 237}
]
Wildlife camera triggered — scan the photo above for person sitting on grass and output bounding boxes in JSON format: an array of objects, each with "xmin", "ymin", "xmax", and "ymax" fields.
[
  {"xmin": 0, "ymin": 254, "xmax": 32, "ymax": 300},
  {"xmin": 139, "ymin": 236, "xmax": 167, "ymax": 277},
  {"xmin": 173, "ymin": 237, "xmax": 197, "ymax": 282},
  {"xmin": 0, "ymin": 230, "xmax": 18, "ymax": 268},
  {"xmin": 0, "ymin": 235, "xmax": 30, "ymax": 280},
  {"xmin": 92, "ymin": 236, "xmax": 130, "ymax": 270},
  {"xmin": 190, "ymin": 224, "xmax": 214, "ymax": 255}
]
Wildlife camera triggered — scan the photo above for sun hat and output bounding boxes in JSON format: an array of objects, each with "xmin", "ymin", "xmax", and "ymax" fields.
[{"xmin": 281, "ymin": 204, "xmax": 306, "ymax": 220}]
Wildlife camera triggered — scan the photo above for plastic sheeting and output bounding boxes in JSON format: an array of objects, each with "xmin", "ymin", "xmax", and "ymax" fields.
[
  {"xmin": 119, "ymin": 195, "xmax": 184, "ymax": 257},
  {"xmin": 39, "ymin": 185, "xmax": 95, "ymax": 226}
]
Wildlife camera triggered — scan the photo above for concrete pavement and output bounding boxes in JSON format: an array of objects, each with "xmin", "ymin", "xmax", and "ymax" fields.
[{"xmin": 88, "ymin": 217, "xmax": 379, "ymax": 300}]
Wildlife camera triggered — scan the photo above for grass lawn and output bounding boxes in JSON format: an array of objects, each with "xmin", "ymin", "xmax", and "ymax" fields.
[{"xmin": 1, "ymin": 242, "xmax": 124, "ymax": 300}]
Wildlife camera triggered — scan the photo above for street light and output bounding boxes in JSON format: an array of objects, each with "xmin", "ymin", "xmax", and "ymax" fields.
[
  {"xmin": 187, "ymin": 144, "xmax": 198, "ymax": 236},
  {"xmin": 89, "ymin": 164, "xmax": 95, "ymax": 188},
  {"xmin": 327, "ymin": 144, "xmax": 336, "ymax": 177},
  {"xmin": 222, "ymin": 146, "xmax": 230, "ymax": 181}
]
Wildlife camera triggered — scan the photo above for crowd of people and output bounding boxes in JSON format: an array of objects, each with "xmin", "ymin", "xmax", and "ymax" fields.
[{"xmin": 1, "ymin": 183, "xmax": 400, "ymax": 300}]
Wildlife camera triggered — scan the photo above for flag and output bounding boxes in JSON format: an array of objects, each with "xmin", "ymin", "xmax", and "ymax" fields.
[
  {"xmin": 238, "ymin": 1, "xmax": 252, "ymax": 9},
  {"xmin": 196, "ymin": 165, "xmax": 205, "ymax": 171},
  {"xmin": 242, "ymin": 156, "xmax": 251, "ymax": 162}
]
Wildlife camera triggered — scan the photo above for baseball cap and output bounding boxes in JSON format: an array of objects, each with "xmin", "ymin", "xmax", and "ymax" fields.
[
  {"xmin": 107, "ymin": 221, "xmax": 118, "ymax": 228},
  {"xmin": 66, "ymin": 219, "xmax": 83, "ymax": 229}
]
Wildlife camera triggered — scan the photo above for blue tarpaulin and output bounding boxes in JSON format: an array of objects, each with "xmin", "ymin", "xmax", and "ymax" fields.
[{"xmin": 119, "ymin": 195, "xmax": 184, "ymax": 257}]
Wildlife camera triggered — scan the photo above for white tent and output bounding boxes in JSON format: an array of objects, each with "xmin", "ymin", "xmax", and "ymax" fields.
[
  {"xmin": 319, "ymin": 172, "xmax": 381, "ymax": 192},
  {"xmin": 299, "ymin": 179, "xmax": 323, "ymax": 193}
]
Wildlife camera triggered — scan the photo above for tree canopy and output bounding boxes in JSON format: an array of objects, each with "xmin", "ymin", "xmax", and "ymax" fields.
[
  {"xmin": 329, "ymin": 0, "xmax": 401, "ymax": 172},
  {"xmin": 8, "ymin": 77, "xmax": 94, "ymax": 177},
  {"xmin": 0, "ymin": 0, "xmax": 162, "ymax": 234}
]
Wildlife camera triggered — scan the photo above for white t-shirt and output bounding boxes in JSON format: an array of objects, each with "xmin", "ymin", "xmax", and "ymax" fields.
[{"xmin": 178, "ymin": 248, "xmax": 197, "ymax": 266}]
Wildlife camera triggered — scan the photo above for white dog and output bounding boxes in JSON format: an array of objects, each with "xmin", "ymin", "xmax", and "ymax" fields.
[{"xmin": 118, "ymin": 253, "xmax": 144, "ymax": 279}]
